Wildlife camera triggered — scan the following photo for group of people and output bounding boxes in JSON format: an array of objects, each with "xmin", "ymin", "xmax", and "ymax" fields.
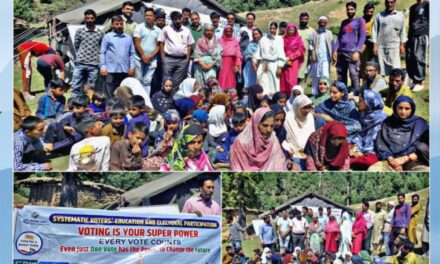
[
  {"xmin": 223, "ymin": 193, "xmax": 428, "ymax": 264},
  {"xmin": 14, "ymin": 0, "xmax": 429, "ymax": 172}
]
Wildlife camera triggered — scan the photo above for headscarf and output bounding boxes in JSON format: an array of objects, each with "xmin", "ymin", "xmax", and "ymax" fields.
[
  {"xmin": 164, "ymin": 109, "xmax": 181, "ymax": 124},
  {"xmin": 283, "ymin": 94, "xmax": 315, "ymax": 155},
  {"xmin": 351, "ymin": 90, "xmax": 387, "ymax": 154},
  {"xmin": 154, "ymin": 110, "xmax": 181, "ymax": 149},
  {"xmin": 271, "ymin": 92, "xmax": 288, "ymax": 106},
  {"xmin": 208, "ymin": 105, "xmax": 227, "ymax": 137},
  {"xmin": 312, "ymin": 76, "xmax": 331, "ymax": 106},
  {"xmin": 219, "ymin": 25, "xmax": 241, "ymax": 58},
  {"xmin": 304, "ymin": 121, "xmax": 350, "ymax": 171},
  {"xmin": 226, "ymin": 88, "xmax": 238, "ymax": 105},
  {"xmin": 283, "ymin": 23, "xmax": 305, "ymax": 63},
  {"xmin": 314, "ymin": 82, "xmax": 361, "ymax": 140},
  {"xmin": 174, "ymin": 78, "xmax": 199, "ymax": 99},
  {"xmin": 283, "ymin": 253, "xmax": 293, "ymax": 264},
  {"xmin": 194, "ymin": 26, "xmax": 222, "ymax": 66},
  {"xmin": 325, "ymin": 215, "xmax": 340, "ymax": 233},
  {"xmin": 352, "ymin": 211, "xmax": 367, "ymax": 240},
  {"xmin": 163, "ymin": 124, "xmax": 213, "ymax": 171},
  {"xmin": 231, "ymin": 107, "xmax": 288, "ymax": 171},
  {"xmin": 339, "ymin": 211, "xmax": 353, "ymax": 249},
  {"xmin": 375, "ymin": 96, "xmax": 428, "ymax": 160},
  {"xmin": 285, "ymin": 85, "xmax": 304, "ymax": 112},
  {"xmin": 174, "ymin": 97, "xmax": 196, "ymax": 118},
  {"xmin": 151, "ymin": 83, "xmax": 175, "ymax": 114},
  {"xmin": 270, "ymin": 104, "xmax": 287, "ymax": 144},
  {"xmin": 192, "ymin": 109, "xmax": 209, "ymax": 123},
  {"xmin": 247, "ymin": 84, "xmax": 264, "ymax": 112},
  {"xmin": 262, "ymin": 247, "xmax": 271, "ymax": 264},
  {"xmin": 239, "ymin": 30, "xmax": 250, "ymax": 56}
]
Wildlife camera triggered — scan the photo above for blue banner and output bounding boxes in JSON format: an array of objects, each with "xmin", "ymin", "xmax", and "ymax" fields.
[{"xmin": 14, "ymin": 206, "xmax": 221, "ymax": 264}]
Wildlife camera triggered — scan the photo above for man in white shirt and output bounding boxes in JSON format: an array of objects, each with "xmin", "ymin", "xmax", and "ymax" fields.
[
  {"xmin": 239, "ymin": 12, "xmax": 257, "ymax": 41},
  {"xmin": 277, "ymin": 209, "xmax": 292, "ymax": 250},
  {"xmin": 291, "ymin": 209, "xmax": 309, "ymax": 251},
  {"xmin": 68, "ymin": 115, "xmax": 110, "ymax": 171}
]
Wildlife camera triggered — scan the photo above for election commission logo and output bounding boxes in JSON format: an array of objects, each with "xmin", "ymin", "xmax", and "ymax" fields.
[{"xmin": 15, "ymin": 231, "xmax": 43, "ymax": 256}]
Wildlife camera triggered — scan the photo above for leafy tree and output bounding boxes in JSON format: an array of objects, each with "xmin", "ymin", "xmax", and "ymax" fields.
[{"xmin": 14, "ymin": 0, "xmax": 35, "ymax": 22}]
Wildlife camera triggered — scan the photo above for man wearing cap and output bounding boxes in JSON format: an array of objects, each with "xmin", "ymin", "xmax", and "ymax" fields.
[
  {"xmin": 384, "ymin": 201, "xmax": 395, "ymax": 256},
  {"xmin": 371, "ymin": 0, "xmax": 407, "ymax": 76},
  {"xmin": 158, "ymin": 11, "xmax": 195, "ymax": 92},
  {"xmin": 297, "ymin": 12, "xmax": 315, "ymax": 85},
  {"xmin": 309, "ymin": 16, "xmax": 334, "ymax": 96}
]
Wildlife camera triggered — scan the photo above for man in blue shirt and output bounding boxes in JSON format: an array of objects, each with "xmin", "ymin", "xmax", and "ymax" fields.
[
  {"xmin": 133, "ymin": 7, "xmax": 161, "ymax": 97},
  {"xmin": 259, "ymin": 215, "xmax": 276, "ymax": 252},
  {"xmin": 100, "ymin": 15, "xmax": 135, "ymax": 99}
]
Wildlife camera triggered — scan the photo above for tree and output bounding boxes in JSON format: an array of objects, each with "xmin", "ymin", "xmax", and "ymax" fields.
[
  {"xmin": 59, "ymin": 173, "xmax": 78, "ymax": 207},
  {"xmin": 14, "ymin": 0, "xmax": 35, "ymax": 22}
]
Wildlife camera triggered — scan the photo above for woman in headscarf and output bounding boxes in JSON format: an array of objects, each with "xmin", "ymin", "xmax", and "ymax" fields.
[
  {"xmin": 246, "ymin": 84, "xmax": 264, "ymax": 113},
  {"xmin": 337, "ymin": 212, "xmax": 353, "ymax": 259},
  {"xmin": 314, "ymin": 81, "xmax": 361, "ymax": 140},
  {"xmin": 311, "ymin": 76, "xmax": 331, "ymax": 106},
  {"xmin": 370, "ymin": 96, "xmax": 429, "ymax": 172},
  {"xmin": 270, "ymin": 104, "xmax": 287, "ymax": 147},
  {"xmin": 160, "ymin": 123, "xmax": 214, "ymax": 171},
  {"xmin": 218, "ymin": 26, "xmax": 242, "ymax": 90},
  {"xmin": 193, "ymin": 25, "xmax": 223, "ymax": 87},
  {"xmin": 254, "ymin": 22, "xmax": 286, "ymax": 98},
  {"xmin": 144, "ymin": 110, "xmax": 181, "ymax": 170},
  {"xmin": 151, "ymin": 79, "xmax": 175, "ymax": 114},
  {"xmin": 230, "ymin": 107, "xmax": 291, "ymax": 171},
  {"xmin": 352, "ymin": 211, "xmax": 368, "ymax": 255},
  {"xmin": 280, "ymin": 23, "xmax": 305, "ymax": 97},
  {"xmin": 174, "ymin": 97, "xmax": 196, "ymax": 125},
  {"xmin": 242, "ymin": 29, "xmax": 262, "ymax": 88},
  {"xmin": 271, "ymin": 92, "xmax": 288, "ymax": 109},
  {"xmin": 308, "ymin": 214, "xmax": 323, "ymax": 255},
  {"xmin": 225, "ymin": 88, "xmax": 239, "ymax": 106},
  {"xmin": 285, "ymin": 85, "xmax": 304, "ymax": 113},
  {"xmin": 173, "ymin": 78, "xmax": 201, "ymax": 100},
  {"xmin": 283, "ymin": 95, "xmax": 315, "ymax": 166},
  {"xmin": 207, "ymin": 104, "xmax": 228, "ymax": 160},
  {"xmin": 350, "ymin": 90, "xmax": 387, "ymax": 170},
  {"xmin": 324, "ymin": 215, "xmax": 340, "ymax": 253},
  {"xmin": 261, "ymin": 247, "xmax": 272, "ymax": 264},
  {"xmin": 304, "ymin": 121, "xmax": 350, "ymax": 171}
]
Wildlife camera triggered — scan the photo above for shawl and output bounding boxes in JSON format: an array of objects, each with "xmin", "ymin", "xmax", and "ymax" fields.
[
  {"xmin": 351, "ymin": 90, "xmax": 387, "ymax": 153},
  {"xmin": 208, "ymin": 105, "xmax": 227, "ymax": 137},
  {"xmin": 283, "ymin": 95, "xmax": 315, "ymax": 155},
  {"xmin": 162, "ymin": 124, "xmax": 214, "ymax": 171},
  {"xmin": 271, "ymin": 92, "xmax": 288, "ymax": 106},
  {"xmin": 352, "ymin": 211, "xmax": 367, "ymax": 239},
  {"xmin": 312, "ymin": 76, "xmax": 331, "ymax": 106},
  {"xmin": 174, "ymin": 78, "xmax": 199, "ymax": 99},
  {"xmin": 220, "ymin": 25, "xmax": 241, "ymax": 58},
  {"xmin": 325, "ymin": 216, "xmax": 340, "ymax": 233},
  {"xmin": 174, "ymin": 97, "xmax": 196, "ymax": 118},
  {"xmin": 226, "ymin": 88, "xmax": 238, "ymax": 105},
  {"xmin": 194, "ymin": 32, "xmax": 222, "ymax": 67},
  {"xmin": 309, "ymin": 220, "xmax": 322, "ymax": 233},
  {"xmin": 283, "ymin": 23, "xmax": 305, "ymax": 62},
  {"xmin": 270, "ymin": 104, "xmax": 287, "ymax": 144},
  {"xmin": 247, "ymin": 84, "xmax": 264, "ymax": 112},
  {"xmin": 283, "ymin": 253, "xmax": 293, "ymax": 264},
  {"xmin": 375, "ymin": 95, "xmax": 429, "ymax": 160},
  {"xmin": 262, "ymin": 247, "xmax": 271, "ymax": 264},
  {"xmin": 304, "ymin": 121, "xmax": 350, "ymax": 170},
  {"xmin": 285, "ymin": 85, "xmax": 304, "ymax": 112},
  {"xmin": 315, "ymin": 82, "xmax": 361, "ymax": 139},
  {"xmin": 231, "ymin": 107, "xmax": 288, "ymax": 171},
  {"xmin": 339, "ymin": 212, "xmax": 353, "ymax": 247}
]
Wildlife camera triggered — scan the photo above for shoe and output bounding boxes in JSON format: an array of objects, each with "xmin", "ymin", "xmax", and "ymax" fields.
[{"xmin": 412, "ymin": 84, "xmax": 425, "ymax": 92}]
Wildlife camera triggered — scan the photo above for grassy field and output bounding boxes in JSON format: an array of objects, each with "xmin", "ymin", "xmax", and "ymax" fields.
[{"xmin": 223, "ymin": 187, "xmax": 430, "ymax": 261}]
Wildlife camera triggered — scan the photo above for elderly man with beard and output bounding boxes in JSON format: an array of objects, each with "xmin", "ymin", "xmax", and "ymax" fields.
[
  {"xmin": 333, "ymin": 1, "xmax": 366, "ymax": 96},
  {"xmin": 103, "ymin": 1, "xmax": 137, "ymax": 36},
  {"xmin": 71, "ymin": 9, "xmax": 104, "ymax": 97},
  {"xmin": 181, "ymin": 176, "xmax": 220, "ymax": 216}
]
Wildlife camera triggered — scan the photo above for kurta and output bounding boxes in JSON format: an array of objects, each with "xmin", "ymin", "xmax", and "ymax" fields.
[
  {"xmin": 325, "ymin": 231, "xmax": 339, "ymax": 253},
  {"xmin": 408, "ymin": 203, "xmax": 421, "ymax": 245},
  {"xmin": 254, "ymin": 36, "xmax": 286, "ymax": 98},
  {"xmin": 372, "ymin": 210, "xmax": 387, "ymax": 244},
  {"xmin": 298, "ymin": 26, "xmax": 315, "ymax": 79}
]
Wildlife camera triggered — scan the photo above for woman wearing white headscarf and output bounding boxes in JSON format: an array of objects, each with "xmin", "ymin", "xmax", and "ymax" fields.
[
  {"xmin": 254, "ymin": 21, "xmax": 286, "ymax": 98},
  {"xmin": 337, "ymin": 211, "xmax": 353, "ymax": 259},
  {"xmin": 284, "ymin": 85, "xmax": 304, "ymax": 113},
  {"xmin": 283, "ymin": 94, "xmax": 315, "ymax": 163},
  {"xmin": 208, "ymin": 105, "xmax": 227, "ymax": 138},
  {"xmin": 261, "ymin": 247, "xmax": 272, "ymax": 264},
  {"xmin": 173, "ymin": 78, "xmax": 200, "ymax": 100}
]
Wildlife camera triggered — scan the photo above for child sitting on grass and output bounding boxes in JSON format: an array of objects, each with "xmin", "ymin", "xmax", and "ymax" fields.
[
  {"xmin": 101, "ymin": 103, "xmax": 126, "ymax": 145},
  {"xmin": 14, "ymin": 116, "xmax": 52, "ymax": 171},
  {"xmin": 36, "ymin": 79, "xmax": 67, "ymax": 121},
  {"xmin": 125, "ymin": 95, "xmax": 151, "ymax": 157}
]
